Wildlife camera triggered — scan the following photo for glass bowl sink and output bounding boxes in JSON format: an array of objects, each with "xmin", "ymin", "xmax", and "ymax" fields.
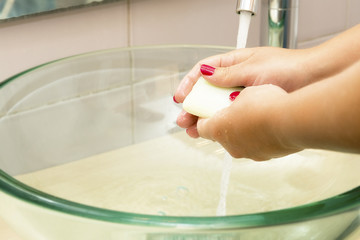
[{"xmin": 0, "ymin": 46, "xmax": 360, "ymax": 240}]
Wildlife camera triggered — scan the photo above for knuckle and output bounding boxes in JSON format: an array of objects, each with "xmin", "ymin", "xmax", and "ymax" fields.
[{"xmin": 222, "ymin": 67, "xmax": 232, "ymax": 82}]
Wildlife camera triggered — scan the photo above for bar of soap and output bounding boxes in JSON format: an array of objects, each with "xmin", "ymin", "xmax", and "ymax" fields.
[{"xmin": 183, "ymin": 77, "xmax": 244, "ymax": 118}]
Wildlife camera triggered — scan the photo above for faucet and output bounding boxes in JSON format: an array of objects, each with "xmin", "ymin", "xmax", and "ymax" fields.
[{"xmin": 236, "ymin": 0, "xmax": 299, "ymax": 49}]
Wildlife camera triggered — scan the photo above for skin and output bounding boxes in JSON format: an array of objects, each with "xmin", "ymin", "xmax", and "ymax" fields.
[{"xmin": 174, "ymin": 24, "xmax": 360, "ymax": 161}]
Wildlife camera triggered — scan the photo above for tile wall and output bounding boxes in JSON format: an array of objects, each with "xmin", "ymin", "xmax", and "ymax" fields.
[{"xmin": 0, "ymin": 0, "xmax": 359, "ymax": 81}]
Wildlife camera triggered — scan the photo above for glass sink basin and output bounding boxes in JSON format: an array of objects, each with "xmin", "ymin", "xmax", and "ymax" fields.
[{"xmin": 0, "ymin": 46, "xmax": 360, "ymax": 240}]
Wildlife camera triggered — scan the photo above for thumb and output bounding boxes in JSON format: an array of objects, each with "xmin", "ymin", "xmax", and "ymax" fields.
[
  {"xmin": 200, "ymin": 64, "xmax": 249, "ymax": 88},
  {"xmin": 196, "ymin": 118, "xmax": 213, "ymax": 141}
]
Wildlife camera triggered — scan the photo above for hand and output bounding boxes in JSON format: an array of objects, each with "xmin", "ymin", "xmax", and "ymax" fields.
[
  {"xmin": 175, "ymin": 26, "xmax": 360, "ymax": 159},
  {"xmin": 196, "ymin": 84, "xmax": 302, "ymax": 161},
  {"xmin": 175, "ymin": 47, "xmax": 312, "ymax": 139},
  {"xmin": 175, "ymin": 47, "xmax": 313, "ymax": 104}
]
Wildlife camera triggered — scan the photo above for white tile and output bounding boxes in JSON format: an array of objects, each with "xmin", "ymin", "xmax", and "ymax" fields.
[
  {"xmin": 130, "ymin": 0, "xmax": 244, "ymax": 48},
  {"xmin": 298, "ymin": 0, "xmax": 347, "ymax": 42},
  {"xmin": 347, "ymin": 0, "xmax": 360, "ymax": 28},
  {"xmin": 0, "ymin": 2, "xmax": 128, "ymax": 82}
]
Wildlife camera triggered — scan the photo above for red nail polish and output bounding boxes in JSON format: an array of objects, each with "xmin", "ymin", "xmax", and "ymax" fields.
[
  {"xmin": 229, "ymin": 91, "xmax": 241, "ymax": 101},
  {"xmin": 173, "ymin": 95, "xmax": 179, "ymax": 104},
  {"xmin": 200, "ymin": 64, "xmax": 215, "ymax": 76}
]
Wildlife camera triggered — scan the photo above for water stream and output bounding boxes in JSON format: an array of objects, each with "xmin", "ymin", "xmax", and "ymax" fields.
[
  {"xmin": 216, "ymin": 152, "xmax": 233, "ymax": 216},
  {"xmin": 236, "ymin": 11, "xmax": 252, "ymax": 49},
  {"xmin": 216, "ymin": 11, "xmax": 252, "ymax": 216}
]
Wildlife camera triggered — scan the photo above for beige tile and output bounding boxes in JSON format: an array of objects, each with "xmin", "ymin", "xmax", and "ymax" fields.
[
  {"xmin": 130, "ymin": 0, "xmax": 248, "ymax": 48},
  {"xmin": 247, "ymin": 8, "xmax": 262, "ymax": 47},
  {"xmin": 0, "ymin": 2, "xmax": 128, "ymax": 82},
  {"xmin": 297, "ymin": 33, "xmax": 336, "ymax": 49},
  {"xmin": 347, "ymin": 0, "xmax": 360, "ymax": 28},
  {"xmin": 298, "ymin": 0, "xmax": 347, "ymax": 42}
]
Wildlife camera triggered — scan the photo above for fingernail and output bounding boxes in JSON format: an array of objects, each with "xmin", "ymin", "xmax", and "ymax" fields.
[
  {"xmin": 200, "ymin": 64, "xmax": 215, "ymax": 76},
  {"xmin": 173, "ymin": 95, "xmax": 179, "ymax": 104},
  {"xmin": 229, "ymin": 91, "xmax": 241, "ymax": 101}
]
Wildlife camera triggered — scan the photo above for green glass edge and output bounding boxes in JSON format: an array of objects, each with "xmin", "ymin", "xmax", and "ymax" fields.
[
  {"xmin": 1, "ymin": 168, "xmax": 360, "ymax": 229},
  {"xmin": 0, "ymin": 45, "xmax": 360, "ymax": 229}
]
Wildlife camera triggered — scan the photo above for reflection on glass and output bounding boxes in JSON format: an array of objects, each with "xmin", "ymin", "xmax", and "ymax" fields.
[{"xmin": 0, "ymin": 0, "xmax": 107, "ymax": 21}]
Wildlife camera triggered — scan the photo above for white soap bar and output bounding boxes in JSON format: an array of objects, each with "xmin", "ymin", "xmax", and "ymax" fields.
[{"xmin": 183, "ymin": 77, "xmax": 243, "ymax": 118}]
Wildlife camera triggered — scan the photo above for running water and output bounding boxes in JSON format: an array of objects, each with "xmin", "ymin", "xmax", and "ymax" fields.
[
  {"xmin": 216, "ymin": 11, "xmax": 252, "ymax": 216},
  {"xmin": 236, "ymin": 11, "xmax": 252, "ymax": 49},
  {"xmin": 216, "ymin": 152, "xmax": 233, "ymax": 216}
]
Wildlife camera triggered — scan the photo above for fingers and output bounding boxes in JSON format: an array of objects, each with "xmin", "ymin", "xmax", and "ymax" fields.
[
  {"xmin": 174, "ymin": 64, "xmax": 202, "ymax": 103},
  {"xmin": 201, "ymin": 59, "xmax": 256, "ymax": 88},
  {"xmin": 176, "ymin": 110, "xmax": 200, "ymax": 138},
  {"xmin": 197, "ymin": 116, "xmax": 222, "ymax": 142},
  {"xmin": 186, "ymin": 125, "xmax": 200, "ymax": 138},
  {"xmin": 176, "ymin": 110, "xmax": 198, "ymax": 128},
  {"xmin": 174, "ymin": 48, "xmax": 257, "ymax": 143},
  {"xmin": 196, "ymin": 118, "xmax": 210, "ymax": 140},
  {"xmin": 174, "ymin": 49, "xmax": 254, "ymax": 103},
  {"xmin": 197, "ymin": 116, "xmax": 270, "ymax": 161}
]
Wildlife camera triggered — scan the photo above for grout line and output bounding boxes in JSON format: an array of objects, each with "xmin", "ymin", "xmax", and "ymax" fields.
[
  {"xmin": 127, "ymin": 0, "xmax": 132, "ymax": 47},
  {"xmin": 126, "ymin": 0, "xmax": 136, "ymax": 143},
  {"xmin": 345, "ymin": 0, "xmax": 349, "ymax": 28},
  {"xmin": 297, "ymin": 32, "xmax": 341, "ymax": 48}
]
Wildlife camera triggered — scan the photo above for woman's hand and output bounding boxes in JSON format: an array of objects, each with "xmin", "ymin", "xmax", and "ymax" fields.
[
  {"xmin": 174, "ymin": 25, "xmax": 360, "ymax": 160},
  {"xmin": 176, "ymin": 60, "xmax": 360, "ymax": 161},
  {"xmin": 175, "ymin": 47, "xmax": 313, "ymax": 102},
  {"xmin": 196, "ymin": 84, "xmax": 302, "ymax": 161},
  {"xmin": 174, "ymin": 47, "xmax": 313, "ymax": 139},
  {"xmin": 175, "ymin": 24, "xmax": 360, "ymax": 106}
]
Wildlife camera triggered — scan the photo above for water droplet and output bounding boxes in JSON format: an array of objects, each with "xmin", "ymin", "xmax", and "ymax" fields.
[
  {"xmin": 176, "ymin": 186, "xmax": 189, "ymax": 197},
  {"xmin": 157, "ymin": 211, "xmax": 166, "ymax": 216}
]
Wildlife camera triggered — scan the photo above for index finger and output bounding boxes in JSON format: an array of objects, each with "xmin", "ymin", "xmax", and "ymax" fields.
[{"xmin": 174, "ymin": 49, "xmax": 253, "ymax": 103}]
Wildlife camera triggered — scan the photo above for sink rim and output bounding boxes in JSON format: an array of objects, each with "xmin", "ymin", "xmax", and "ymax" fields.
[{"xmin": 1, "ymin": 167, "xmax": 359, "ymax": 229}]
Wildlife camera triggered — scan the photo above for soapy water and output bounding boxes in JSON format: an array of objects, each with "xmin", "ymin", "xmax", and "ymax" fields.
[
  {"xmin": 158, "ymin": 186, "xmax": 190, "ymax": 216},
  {"xmin": 215, "ymin": 11, "xmax": 253, "ymax": 217},
  {"xmin": 15, "ymin": 132, "xmax": 360, "ymax": 216}
]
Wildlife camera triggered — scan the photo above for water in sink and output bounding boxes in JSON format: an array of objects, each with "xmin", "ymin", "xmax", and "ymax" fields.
[{"xmin": 15, "ymin": 131, "xmax": 360, "ymax": 216}]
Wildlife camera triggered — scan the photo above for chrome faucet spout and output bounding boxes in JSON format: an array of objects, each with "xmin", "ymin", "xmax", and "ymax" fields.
[
  {"xmin": 236, "ymin": 0, "xmax": 257, "ymax": 15},
  {"xmin": 236, "ymin": 0, "xmax": 299, "ymax": 49}
]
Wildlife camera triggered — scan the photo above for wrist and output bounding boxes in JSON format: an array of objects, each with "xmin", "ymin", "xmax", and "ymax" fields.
[
  {"xmin": 298, "ymin": 46, "xmax": 331, "ymax": 84},
  {"xmin": 269, "ymin": 93, "xmax": 304, "ymax": 153}
]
